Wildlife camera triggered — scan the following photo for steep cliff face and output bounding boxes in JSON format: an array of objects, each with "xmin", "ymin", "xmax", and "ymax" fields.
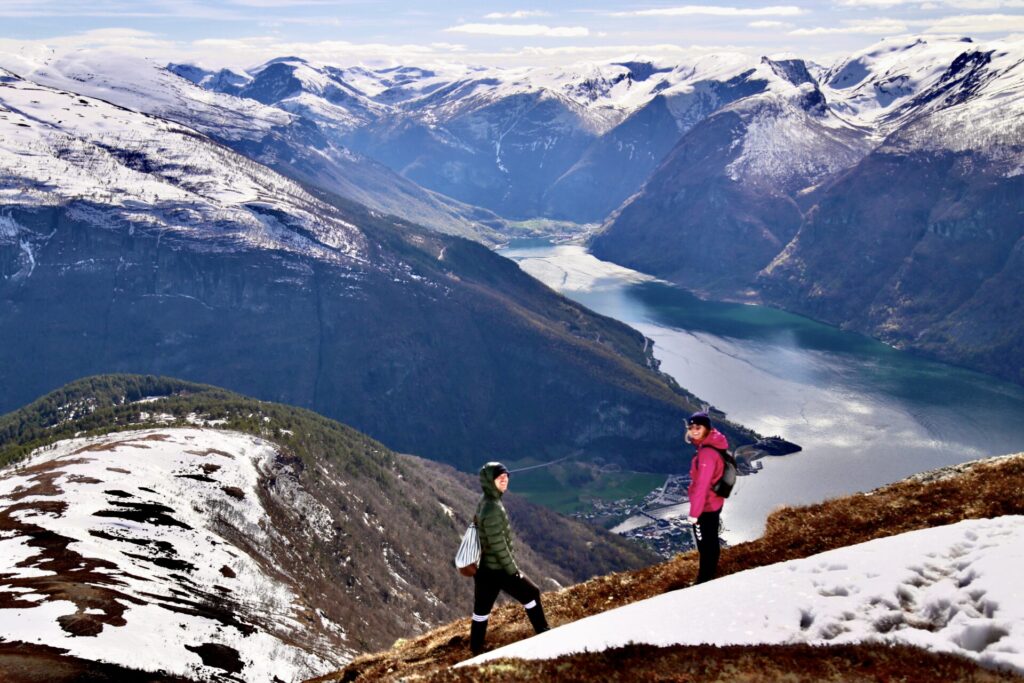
[
  {"xmin": 0, "ymin": 205, "xmax": 701, "ymax": 471},
  {"xmin": 542, "ymin": 95, "xmax": 682, "ymax": 222},
  {"xmin": 760, "ymin": 147, "xmax": 1024, "ymax": 384},
  {"xmin": 349, "ymin": 89, "xmax": 602, "ymax": 220}
]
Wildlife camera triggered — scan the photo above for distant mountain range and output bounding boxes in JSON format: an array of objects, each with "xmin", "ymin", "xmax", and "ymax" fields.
[
  {"xmin": 0, "ymin": 376, "xmax": 657, "ymax": 681},
  {"xmin": 1, "ymin": 52, "xmax": 511, "ymax": 245},
  {"xmin": 158, "ymin": 37, "xmax": 1024, "ymax": 383},
  {"xmin": 0, "ymin": 62, "xmax": 755, "ymax": 472},
  {"xmin": 167, "ymin": 52, "xmax": 803, "ymax": 224}
]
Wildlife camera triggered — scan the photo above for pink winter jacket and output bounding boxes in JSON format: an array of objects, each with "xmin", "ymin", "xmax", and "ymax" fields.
[{"xmin": 687, "ymin": 428, "xmax": 728, "ymax": 517}]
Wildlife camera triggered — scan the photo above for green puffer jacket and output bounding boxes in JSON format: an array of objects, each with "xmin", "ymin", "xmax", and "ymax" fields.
[{"xmin": 474, "ymin": 462, "xmax": 518, "ymax": 575}]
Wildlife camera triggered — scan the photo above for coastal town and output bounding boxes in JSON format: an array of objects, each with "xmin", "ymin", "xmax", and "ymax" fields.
[{"xmin": 570, "ymin": 474, "xmax": 699, "ymax": 558}]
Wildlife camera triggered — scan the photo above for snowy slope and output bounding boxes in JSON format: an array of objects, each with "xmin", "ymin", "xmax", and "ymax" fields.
[
  {"xmin": 822, "ymin": 35, "xmax": 979, "ymax": 128},
  {"xmin": 0, "ymin": 67, "xmax": 365, "ymax": 263},
  {"xmin": 822, "ymin": 35, "xmax": 1024, "ymax": 163},
  {"xmin": 0, "ymin": 427, "xmax": 351, "ymax": 681},
  {"xmin": 1, "ymin": 51, "xmax": 509, "ymax": 243},
  {"xmin": 226, "ymin": 57, "xmax": 387, "ymax": 134},
  {"xmin": 884, "ymin": 38, "xmax": 1024, "ymax": 172},
  {"xmin": 720, "ymin": 57, "xmax": 872, "ymax": 192},
  {"xmin": 1, "ymin": 51, "xmax": 294, "ymax": 143},
  {"xmin": 464, "ymin": 516, "xmax": 1024, "ymax": 675}
]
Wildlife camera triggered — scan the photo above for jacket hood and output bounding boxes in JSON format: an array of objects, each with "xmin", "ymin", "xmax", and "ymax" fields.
[
  {"xmin": 695, "ymin": 428, "xmax": 729, "ymax": 451},
  {"xmin": 479, "ymin": 461, "xmax": 507, "ymax": 498}
]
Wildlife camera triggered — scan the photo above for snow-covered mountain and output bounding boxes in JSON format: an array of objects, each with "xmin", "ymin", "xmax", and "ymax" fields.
[
  {"xmin": 821, "ymin": 35, "xmax": 984, "ymax": 129},
  {"xmin": 760, "ymin": 36, "xmax": 1024, "ymax": 384},
  {"xmin": 159, "ymin": 37, "xmax": 1021, "ymax": 238},
  {"xmin": 590, "ymin": 54, "xmax": 873, "ymax": 293},
  {"xmin": 0, "ymin": 64, "xmax": 715, "ymax": 472},
  {"xmin": 0, "ymin": 51, "xmax": 509, "ymax": 244},
  {"xmin": 176, "ymin": 52, "xmax": 787, "ymax": 222},
  {"xmin": 466, "ymin": 515, "xmax": 1024, "ymax": 675},
  {"xmin": 583, "ymin": 35, "xmax": 1024, "ymax": 384}
]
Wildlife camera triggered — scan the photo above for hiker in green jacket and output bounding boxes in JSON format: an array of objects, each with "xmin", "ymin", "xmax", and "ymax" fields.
[{"xmin": 470, "ymin": 461, "xmax": 549, "ymax": 655}]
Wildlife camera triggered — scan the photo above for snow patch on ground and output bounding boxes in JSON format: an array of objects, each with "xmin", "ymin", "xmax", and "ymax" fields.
[
  {"xmin": 0, "ymin": 427, "xmax": 349, "ymax": 681},
  {"xmin": 463, "ymin": 516, "xmax": 1024, "ymax": 675}
]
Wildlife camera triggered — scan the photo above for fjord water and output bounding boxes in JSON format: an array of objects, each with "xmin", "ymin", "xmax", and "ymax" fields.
[{"xmin": 500, "ymin": 242, "xmax": 1024, "ymax": 542}]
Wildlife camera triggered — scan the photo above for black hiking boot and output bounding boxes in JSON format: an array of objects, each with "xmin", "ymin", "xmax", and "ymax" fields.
[
  {"xmin": 526, "ymin": 603, "xmax": 549, "ymax": 634},
  {"xmin": 470, "ymin": 619, "xmax": 488, "ymax": 655}
]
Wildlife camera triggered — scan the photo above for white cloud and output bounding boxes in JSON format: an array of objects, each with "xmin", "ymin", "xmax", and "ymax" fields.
[
  {"xmin": 790, "ymin": 18, "xmax": 909, "ymax": 35},
  {"xmin": 0, "ymin": 1, "xmax": 246, "ymax": 20},
  {"xmin": 483, "ymin": 10, "xmax": 551, "ymax": 19},
  {"xmin": 0, "ymin": 30, "xmax": 744, "ymax": 71},
  {"xmin": 924, "ymin": 12, "xmax": 1024, "ymax": 31},
  {"xmin": 841, "ymin": 0, "xmax": 1024, "ymax": 5},
  {"xmin": 838, "ymin": 0, "xmax": 914, "ymax": 6},
  {"xmin": 943, "ymin": 0, "xmax": 1024, "ymax": 7},
  {"xmin": 511, "ymin": 43, "xmax": 753, "ymax": 58},
  {"xmin": 749, "ymin": 20, "xmax": 791, "ymax": 28},
  {"xmin": 611, "ymin": 5, "xmax": 804, "ymax": 17},
  {"xmin": 445, "ymin": 23, "xmax": 589, "ymax": 37},
  {"xmin": 185, "ymin": 37, "xmax": 459, "ymax": 67},
  {"xmin": 430, "ymin": 42, "xmax": 468, "ymax": 53},
  {"xmin": 223, "ymin": 0, "xmax": 351, "ymax": 5},
  {"xmin": 0, "ymin": 28, "xmax": 178, "ymax": 53}
]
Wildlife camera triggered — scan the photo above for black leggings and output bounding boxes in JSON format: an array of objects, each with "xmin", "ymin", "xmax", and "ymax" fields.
[
  {"xmin": 693, "ymin": 509, "xmax": 721, "ymax": 584},
  {"xmin": 473, "ymin": 567, "xmax": 541, "ymax": 617}
]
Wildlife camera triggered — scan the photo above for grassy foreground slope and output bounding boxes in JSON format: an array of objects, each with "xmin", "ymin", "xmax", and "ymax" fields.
[{"xmin": 322, "ymin": 453, "xmax": 1024, "ymax": 682}]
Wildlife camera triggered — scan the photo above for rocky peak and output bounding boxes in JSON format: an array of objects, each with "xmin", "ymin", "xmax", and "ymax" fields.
[{"xmin": 761, "ymin": 55, "xmax": 816, "ymax": 88}]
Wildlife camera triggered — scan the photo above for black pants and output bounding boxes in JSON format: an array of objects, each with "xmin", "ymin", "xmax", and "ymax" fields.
[
  {"xmin": 693, "ymin": 509, "xmax": 721, "ymax": 584},
  {"xmin": 473, "ymin": 567, "xmax": 541, "ymax": 617}
]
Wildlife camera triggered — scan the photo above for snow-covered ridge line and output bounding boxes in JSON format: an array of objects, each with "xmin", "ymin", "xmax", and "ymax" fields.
[
  {"xmin": 0, "ymin": 67, "xmax": 366, "ymax": 264},
  {"xmin": 0, "ymin": 427, "xmax": 351, "ymax": 680}
]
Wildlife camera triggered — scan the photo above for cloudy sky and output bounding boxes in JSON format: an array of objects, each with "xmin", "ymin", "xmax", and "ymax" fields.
[{"xmin": 1, "ymin": 1, "xmax": 1023, "ymax": 69}]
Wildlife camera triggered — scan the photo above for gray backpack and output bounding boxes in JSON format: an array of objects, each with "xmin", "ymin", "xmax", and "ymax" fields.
[{"xmin": 709, "ymin": 446, "xmax": 737, "ymax": 498}]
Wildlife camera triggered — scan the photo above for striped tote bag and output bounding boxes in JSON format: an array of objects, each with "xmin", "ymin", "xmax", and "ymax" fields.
[{"xmin": 454, "ymin": 523, "xmax": 481, "ymax": 577}]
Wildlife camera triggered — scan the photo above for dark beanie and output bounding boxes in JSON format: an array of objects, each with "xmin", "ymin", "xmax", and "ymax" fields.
[
  {"xmin": 491, "ymin": 462, "xmax": 509, "ymax": 478},
  {"xmin": 687, "ymin": 411, "xmax": 711, "ymax": 429}
]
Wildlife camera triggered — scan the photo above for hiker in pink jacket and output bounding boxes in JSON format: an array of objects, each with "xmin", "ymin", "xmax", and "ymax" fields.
[{"xmin": 685, "ymin": 411, "xmax": 727, "ymax": 584}]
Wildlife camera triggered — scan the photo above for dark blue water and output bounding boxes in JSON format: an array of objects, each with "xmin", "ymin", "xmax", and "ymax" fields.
[{"xmin": 500, "ymin": 243, "xmax": 1024, "ymax": 541}]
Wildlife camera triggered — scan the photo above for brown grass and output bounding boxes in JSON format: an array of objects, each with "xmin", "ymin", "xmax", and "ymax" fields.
[
  {"xmin": 317, "ymin": 453, "xmax": 1024, "ymax": 683},
  {"xmin": 427, "ymin": 643, "xmax": 1021, "ymax": 683}
]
